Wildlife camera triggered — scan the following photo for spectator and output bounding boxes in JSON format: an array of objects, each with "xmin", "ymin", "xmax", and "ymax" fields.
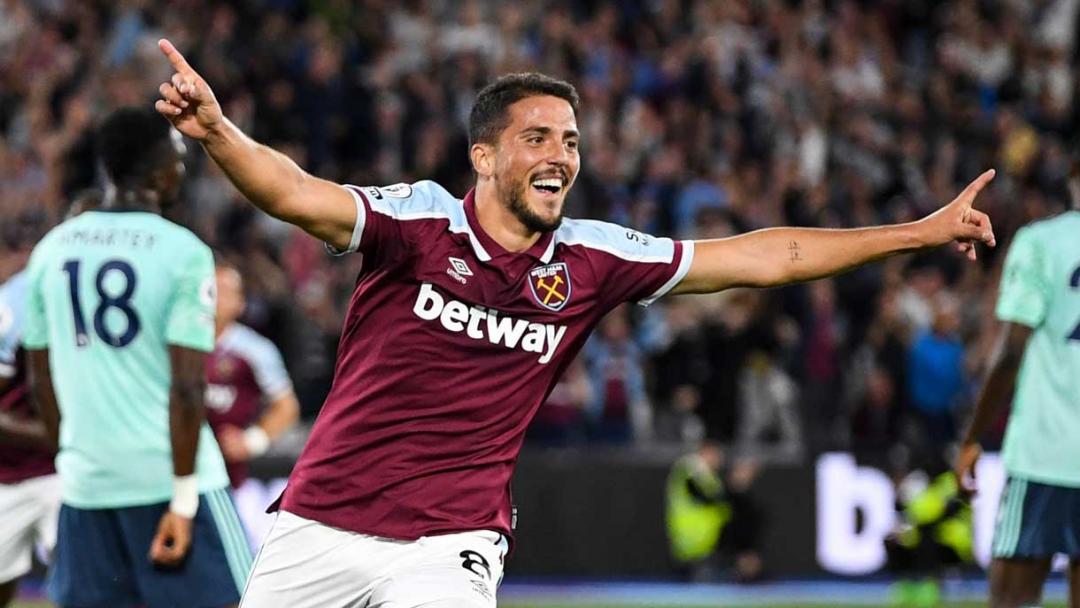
[
  {"xmin": 527, "ymin": 357, "xmax": 592, "ymax": 446},
  {"xmin": 907, "ymin": 293, "xmax": 968, "ymax": 448},
  {"xmin": 584, "ymin": 306, "xmax": 649, "ymax": 443}
]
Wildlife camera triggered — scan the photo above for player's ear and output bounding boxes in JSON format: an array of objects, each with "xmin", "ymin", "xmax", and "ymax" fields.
[{"xmin": 470, "ymin": 143, "xmax": 495, "ymax": 178}]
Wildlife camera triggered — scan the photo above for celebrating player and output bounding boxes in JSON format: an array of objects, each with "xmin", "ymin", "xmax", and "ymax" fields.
[
  {"xmin": 155, "ymin": 38, "xmax": 995, "ymax": 607},
  {"xmin": 22, "ymin": 108, "xmax": 251, "ymax": 608},
  {"xmin": 206, "ymin": 261, "xmax": 299, "ymax": 490},
  {"xmin": 955, "ymin": 174, "xmax": 1080, "ymax": 607}
]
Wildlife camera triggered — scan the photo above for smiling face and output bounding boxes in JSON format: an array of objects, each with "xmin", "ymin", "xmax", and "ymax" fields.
[{"xmin": 483, "ymin": 95, "xmax": 580, "ymax": 233}]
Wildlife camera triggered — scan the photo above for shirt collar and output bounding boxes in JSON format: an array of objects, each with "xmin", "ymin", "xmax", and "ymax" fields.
[{"xmin": 463, "ymin": 189, "xmax": 556, "ymax": 264}]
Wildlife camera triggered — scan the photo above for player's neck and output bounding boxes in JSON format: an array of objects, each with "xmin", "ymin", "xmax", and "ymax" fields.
[
  {"xmin": 102, "ymin": 185, "xmax": 163, "ymax": 214},
  {"xmin": 474, "ymin": 183, "xmax": 542, "ymax": 253}
]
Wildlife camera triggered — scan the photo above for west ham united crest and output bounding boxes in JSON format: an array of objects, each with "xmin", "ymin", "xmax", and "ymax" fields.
[{"xmin": 528, "ymin": 263, "xmax": 572, "ymax": 311}]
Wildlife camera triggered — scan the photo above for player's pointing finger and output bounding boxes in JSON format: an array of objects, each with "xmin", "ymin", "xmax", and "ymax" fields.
[
  {"xmin": 962, "ymin": 168, "xmax": 996, "ymax": 201},
  {"xmin": 158, "ymin": 39, "xmax": 194, "ymax": 75}
]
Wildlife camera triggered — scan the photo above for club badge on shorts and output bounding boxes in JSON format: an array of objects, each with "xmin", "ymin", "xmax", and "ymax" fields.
[{"xmin": 529, "ymin": 263, "xmax": 572, "ymax": 312}]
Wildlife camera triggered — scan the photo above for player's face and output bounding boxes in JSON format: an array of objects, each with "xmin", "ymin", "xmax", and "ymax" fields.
[
  {"xmin": 493, "ymin": 95, "xmax": 579, "ymax": 233},
  {"xmin": 215, "ymin": 267, "xmax": 245, "ymax": 325}
]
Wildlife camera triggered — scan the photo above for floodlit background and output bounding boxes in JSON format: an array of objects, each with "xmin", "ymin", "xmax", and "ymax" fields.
[{"xmin": 3, "ymin": 0, "xmax": 1078, "ymax": 606}]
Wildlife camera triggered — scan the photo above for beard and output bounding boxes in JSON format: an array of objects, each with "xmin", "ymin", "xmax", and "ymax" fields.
[{"xmin": 501, "ymin": 175, "xmax": 563, "ymax": 233}]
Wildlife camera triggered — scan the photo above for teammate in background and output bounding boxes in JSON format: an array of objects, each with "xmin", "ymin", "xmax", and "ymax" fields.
[
  {"xmin": 0, "ymin": 189, "xmax": 100, "ymax": 607},
  {"xmin": 955, "ymin": 171, "xmax": 1080, "ymax": 607},
  {"xmin": 0, "ymin": 271, "xmax": 58, "ymax": 608},
  {"xmin": 22, "ymin": 107, "xmax": 251, "ymax": 608},
  {"xmin": 155, "ymin": 39, "xmax": 995, "ymax": 607},
  {"xmin": 206, "ymin": 262, "xmax": 299, "ymax": 489}
]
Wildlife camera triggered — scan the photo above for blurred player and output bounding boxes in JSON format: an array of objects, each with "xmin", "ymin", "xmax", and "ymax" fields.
[
  {"xmin": 155, "ymin": 39, "xmax": 995, "ymax": 607},
  {"xmin": 0, "ymin": 270, "xmax": 57, "ymax": 608},
  {"xmin": 22, "ymin": 107, "xmax": 251, "ymax": 608},
  {"xmin": 0, "ymin": 190, "xmax": 99, "ymax": 607},
  {"xmin": 206, "ymin": 262, "xmax": 299, "ymax": 489},
  {"xmin": 955, "ymin": 172, "xmax": 1080, "ymax": 607}
]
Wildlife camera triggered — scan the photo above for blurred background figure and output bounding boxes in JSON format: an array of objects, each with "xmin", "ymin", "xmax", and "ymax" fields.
[
  {"xmin": 885, "ymin": 450, "xmax": 973, "ymax": 608},
  {"xmin": 666, "ymin": 444, "xmax": 765, "ymax": 584},
  {"xmin": 205, "ymin": 261, "xmax": 299, "ymax": 490},
  {"xmin": 584, "ymin": 306, "xmax": 649, "ymax": 444},
  {"xmin": 906, "ymin": 292, "xmax": 968, "ymax": 450},
  {"xmin": 667, "ymin": 442, "xmax": 728, "ymax": 582},
  {"xmin": 526, "ymin": 356, "xmax": 592, "ymax": 446}
]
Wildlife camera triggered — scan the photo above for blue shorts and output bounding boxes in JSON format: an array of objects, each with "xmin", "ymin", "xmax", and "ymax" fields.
[
  {"xmin": 49, "ymin": 487, "xmax": 252, "ymax": 608},
  {"xmin": 992, "ymin": 476, "xmax": 1080, "ymax": 559}
]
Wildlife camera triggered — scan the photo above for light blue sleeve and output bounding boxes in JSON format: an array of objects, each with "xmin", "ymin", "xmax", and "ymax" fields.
[
  {"xmin": 995, "ymin": 227, "xmax": 1049, "ymax": 329},
  {"xmin": 21, "ymin": 242, "xmax": 51, "ymax": 351},
  {"xmin": 165, "ymin": 242, "xmax": 217, "ymax": 352},
  {"xmin": 0, "ymin": 273, "xmax": 27, "ymax": 377},
  {"xmin": 237, "ymin": 328, "xmax": 293, "ymax": 399}
]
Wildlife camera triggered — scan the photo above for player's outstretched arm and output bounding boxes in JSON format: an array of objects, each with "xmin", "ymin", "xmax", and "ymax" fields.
[
  {"xmin": 24, "ymin": 349, "xmax": 59, "ymax": 451},
  {"xmin": 954, "ymin": 322, "xmax": 1032, "ymax": 495},
  {"xmin": 673, "ymin": 170, "xmax": 996, "ymax": 294},
  {"xmin": 154, "ymin": 39, "xmax": 356, "ymax": 251}
]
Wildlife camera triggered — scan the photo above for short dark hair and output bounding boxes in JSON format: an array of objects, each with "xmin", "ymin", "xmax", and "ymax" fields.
[
  {"xmin": 468, "ymin": 73, "xmax": 580, "ymax": 147},
  {"xmin": 96, "ymin": 107, "xmax": 175, "ymax": 185}
]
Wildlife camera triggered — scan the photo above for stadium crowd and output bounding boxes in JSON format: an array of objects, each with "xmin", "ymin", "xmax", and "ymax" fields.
[{"xmin": 2, "ymin": 0, "xmax": 1078, "ymax": 461}]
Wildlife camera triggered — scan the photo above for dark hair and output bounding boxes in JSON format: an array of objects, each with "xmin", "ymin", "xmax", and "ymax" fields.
[
  {"xmin": 468, "ymin": 73, "xmax": 580, "ymax": 147},
  {"xmin": 96, "ymin": 107, "xmax": 175, "ymax": 185}
]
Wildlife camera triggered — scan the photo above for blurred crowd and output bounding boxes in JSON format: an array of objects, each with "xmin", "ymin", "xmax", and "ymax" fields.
[{"xmin": 2, "ymin": 0, "xmax": 1078, "ymax": 461}]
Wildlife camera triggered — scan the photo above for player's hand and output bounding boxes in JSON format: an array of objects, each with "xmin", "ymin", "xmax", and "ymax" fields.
[
  {"xmin": 915, "ymin": 169, "xmax": 996, "ymax": 261},
  {"xmin": 154, "ymin": 39, "xmax": 223, "ymax": 141},
  {"xmin": 149, "ymin": 510, "xmax": 193, "ymax": 567},
  {"xmin": 217, "ymin": 425, "xmax": 250, "ymax": 462},
  {"xmin": 954, "ymin": 441, "xmax": 982, "ymax": 497}
]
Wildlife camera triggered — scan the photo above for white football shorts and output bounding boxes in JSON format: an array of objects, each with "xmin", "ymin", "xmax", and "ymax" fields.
[
  {"xmin": 240, "ymin": 510, "xmax": 508, "ymax": 608},
  {"xmin": 0, "ymin": 474, "xmax": 61, "ymax": 583}
]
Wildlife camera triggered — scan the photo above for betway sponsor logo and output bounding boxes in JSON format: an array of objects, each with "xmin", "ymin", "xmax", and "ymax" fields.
[{"xmin": 413, "ymin": 282, "xmax": 567, "ymax": 364}]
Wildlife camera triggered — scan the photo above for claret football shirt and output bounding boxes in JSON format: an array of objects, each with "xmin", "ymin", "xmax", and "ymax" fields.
[{"xmin": 277, "ymin": 181, "xmax": 694, "ymax": 541}]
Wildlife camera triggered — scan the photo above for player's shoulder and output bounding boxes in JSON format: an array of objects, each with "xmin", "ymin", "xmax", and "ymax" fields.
[
  {"xmin": 28, "ymin": 214, "xmax": 78, "ymax": 256},
  {"xmin": 219, "ymin": 323, "xmax": 281, "ymax": 361},
  {"xmin": 1021, "ymin": 210, "xmax": 1080, "ymax": 236},
  {"xmin": 151, "ymin": 215, "xmax": 211, "ymax": 251},
  {"xmin": 352, "ymin": 180, "xmax": 462, "ymax": 220},
  {"xmin": 554, "ymin": 217, "xmax": 676, "ymax": 263}
]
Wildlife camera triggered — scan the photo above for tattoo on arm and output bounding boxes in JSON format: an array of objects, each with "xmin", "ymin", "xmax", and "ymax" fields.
[{"xmin": 788, "ymin": 241, "xmax": 802, "ymax": 263}]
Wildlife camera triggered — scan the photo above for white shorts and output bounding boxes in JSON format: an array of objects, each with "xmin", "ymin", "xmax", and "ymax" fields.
[
  {"xmin": 240, "ymin": 511, "xmax": 509, "ymax": 608},
  {"xmin": 0, "ymin": 474, "xmax": 61, "ymax": 584}
]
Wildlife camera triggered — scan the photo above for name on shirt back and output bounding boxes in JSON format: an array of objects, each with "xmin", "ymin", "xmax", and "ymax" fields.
[{"xmin": 59, "ymin": 228, "xmax": 157, "ymax": 249}]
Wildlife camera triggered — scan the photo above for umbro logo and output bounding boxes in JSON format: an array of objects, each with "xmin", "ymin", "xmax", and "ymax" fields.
[{"xmin": 447, "ymin": 257, "xmax": 472, "ymax": 285}]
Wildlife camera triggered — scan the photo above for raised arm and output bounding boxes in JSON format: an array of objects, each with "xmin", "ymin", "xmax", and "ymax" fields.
[
  {"xmin": 154, "ymin": 39, "xmax": 356, "ymax": 251},
  {"xmin": 673, "ymin": 170, "xmax": 996, "ymax": 294}
]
